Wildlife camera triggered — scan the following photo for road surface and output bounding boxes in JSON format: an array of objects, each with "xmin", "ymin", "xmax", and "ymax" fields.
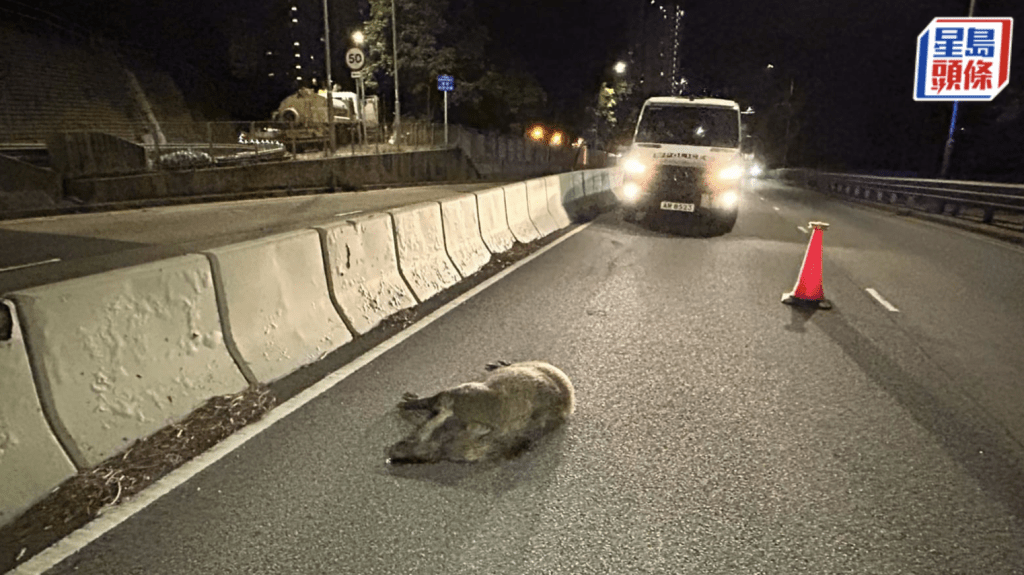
[{"xmin": 16, "ymin": 178, "xmax": 1024, "ymax": 574}]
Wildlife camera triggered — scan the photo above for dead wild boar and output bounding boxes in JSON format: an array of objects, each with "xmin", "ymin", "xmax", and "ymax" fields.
[{"xmin": 386, "ymin": 360, "xmax": 575, "ymax": 464}]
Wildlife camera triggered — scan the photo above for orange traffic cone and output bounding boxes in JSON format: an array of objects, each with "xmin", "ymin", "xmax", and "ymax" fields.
[{"xmin": 782, "ymin": 221, "xmax": 833, "ymax": 310}]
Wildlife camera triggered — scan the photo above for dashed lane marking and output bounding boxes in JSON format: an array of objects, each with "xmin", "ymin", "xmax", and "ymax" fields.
[
  {"xmin": 0, "ymin": 258, "xmax": 61, "ymax": 273},
  {"xmin": 866, "ymin": 288, "xmax": 900, "ymax": 312}
]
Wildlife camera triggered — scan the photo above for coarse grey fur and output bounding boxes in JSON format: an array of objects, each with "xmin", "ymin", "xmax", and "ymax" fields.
[{"xmin": 386, "ymin": 361, "xmax": 575, "ymax": 464}]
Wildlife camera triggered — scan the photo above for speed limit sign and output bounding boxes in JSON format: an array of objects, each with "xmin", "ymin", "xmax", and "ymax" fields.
[{"xmin": 345, "ymin": 48, "xmax": 365, "ymax": 71}]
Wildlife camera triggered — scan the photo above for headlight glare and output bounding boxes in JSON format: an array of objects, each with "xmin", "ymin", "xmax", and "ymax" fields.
[
  {"xmin": 718, "ymin": 165, "xmax": 744, "ymax": 181},
  {"xmin": 624, "ymin": 158, "xmax": 646, "ymax": 175}
]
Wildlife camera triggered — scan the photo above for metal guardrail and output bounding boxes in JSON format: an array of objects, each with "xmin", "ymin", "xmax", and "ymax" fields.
[{"xmin": 779, "ymin": 170, "xmax": 1024, "ymax": 233}]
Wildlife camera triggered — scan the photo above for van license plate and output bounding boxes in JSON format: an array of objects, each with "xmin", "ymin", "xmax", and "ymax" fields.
[{"xmin": 660, "ymin": 201, "xmax": 694, "ymax": 212}]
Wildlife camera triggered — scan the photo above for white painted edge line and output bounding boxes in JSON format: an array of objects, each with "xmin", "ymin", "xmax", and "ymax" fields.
[
  {"xmin": 8, "ymin": 222, "xmax": 594, "ymax": 575},
  {"xmin": 0, "ymin": 258, "xmax": 61, "ymax": 274},
  {"xmin": 797, "ymin": 226, "xmax": 809, "ymax": 234},
  {"xmin": 865, "ymin": 288, "xmax": 900, "ymax": 312},
  {"xmin": 335, "ymin": 211, "xmax": 362, "ymax": 218}
]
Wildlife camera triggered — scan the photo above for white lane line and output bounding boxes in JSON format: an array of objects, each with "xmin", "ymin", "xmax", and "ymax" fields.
[
  {"xmin": 759, "ymin": 196, "xmax": 765, "ymax": 200},
  {"xmin": 773, "ymin": 206, "xmax": 780, "ymax": 211},
  {"xmin": 797, "ymin": 226, "xmax": 808, "ymax": 234},
  {"xmin": 0, "ymin": 258, "xmax": 61, "ymax": 273},
  {"xmin": 10, "ymin": 223, "xmax": 594, "ymax": 575},
  {"xmin": 865, "ymin": 288, "xmax": 900, "ymax": 312}
]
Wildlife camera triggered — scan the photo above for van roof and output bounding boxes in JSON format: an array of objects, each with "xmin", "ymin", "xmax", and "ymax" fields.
[{"xmin": 643, "ymin": 96, "xmax": 740, "ymax": 110}]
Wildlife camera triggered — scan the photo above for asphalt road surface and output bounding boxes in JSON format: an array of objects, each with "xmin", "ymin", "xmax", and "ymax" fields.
[
  {"xmin": 20, "ymin": 178, "xmax": 1024, "ymax": 573},
  {"xmin": 0, "ymin": 182, "xmax": 499, "ymax": 294}
]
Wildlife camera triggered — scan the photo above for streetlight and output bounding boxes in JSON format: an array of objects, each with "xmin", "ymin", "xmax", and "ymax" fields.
[
  {"xmin": 352, "ymin": 30, "xmax": 364, "ymax": 45},
  {"xmin": 321, "ymin": 0, "xmax": 335, "ymax": 154},
  {"xmin": 391, "ymin": 0, "xmax": 401, "ymax": 146},
  {"xmin": 614, "ymin": 61, "xmax": 627, "ymax": 75}
]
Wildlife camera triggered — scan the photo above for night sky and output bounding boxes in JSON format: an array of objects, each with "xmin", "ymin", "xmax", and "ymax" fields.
[{"xmin": 17, "ymin": 0, "xmax": 1024, "ymax": 177}]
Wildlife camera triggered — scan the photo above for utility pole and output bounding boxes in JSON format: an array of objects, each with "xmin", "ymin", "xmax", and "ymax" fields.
[
  {"xmin": 322, "ymin": 0, "xmax": 335, "ymax": 155},
  {"xmin": 940, "ymin": 0, "xmax": 977, "ymax": 177},
  {"xmin": 391, "ymin": 0, "xmax": 401, "ymax": 147}
]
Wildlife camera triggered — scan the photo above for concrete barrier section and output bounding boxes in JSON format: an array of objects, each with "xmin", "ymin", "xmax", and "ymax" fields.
[
  {"xmin": 440, "ymin": 194, "xmax": 492, "ymax": 278},
  {"xmin": 316, "ymin": 213, "xmax": 417, "ymax": 335},
  {"xmin": 390, "ymin": 202, "xmax": 463, "ymax": 302},
  {"xmin": 205, "ymin": 230, "xmax": 352, "ymax": 385},
  {"xmin": 525, "ymin": 177, "xmax": 559, "ymax": 236},
  {"xmin": 473, "ymin": 186, "xmax": 515, "ymax": 254},
  {"xmin": 503, "ymin": 182, "xmax": 541, "ymax": 243},
  {"xmin": 543, "ymin": 174, "xmax": 574, "ymax": 228},
  {"xmin": 0, "ymin": 299, "xmax": 77, "ymax": 525},
  {"xmin": 10, "ymin": 256, "xmax": 249, "ymax": 469}
]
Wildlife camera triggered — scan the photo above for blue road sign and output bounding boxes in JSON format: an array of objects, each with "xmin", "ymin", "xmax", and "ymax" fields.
[{"xmin": 437, "ymin": 74, "xmax": 454, "ymax": 92}]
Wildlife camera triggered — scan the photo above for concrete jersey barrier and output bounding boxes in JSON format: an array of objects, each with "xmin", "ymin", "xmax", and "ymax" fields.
[
  {"xmin": 204, "ymin": 230, "xmax": 353, "ymax": 385},
  {"xmin": 389, "ymin": 202, "xmax": 463, "ymax": 302},
  {"xmin": 0, "ymin": 299, "xmax": 77, "ymax": 525},
  {"xmin": 440, "ymin": 194, "xmax": 492, "ymax": 277},
  {"xmin": 543, "ymin": 173, "xmax": 574, "ymax": 228},
  {"xmin": 502, "ymin": 182, "xmax": 541, "ymax": 243},
  {"xmin": 316, "ymin": 213, "xmax": 417, "ymax": 335},
  {"xmin": 9, "ymin": 256, "xmax": 249, "ymax": 469},
  {"xmin": 525, "ymin": 177, "xmax": 559, "ymax": 236},
  {"xmin": 473, "ymin": 186, "xmax": 516, "ymax": 254}
]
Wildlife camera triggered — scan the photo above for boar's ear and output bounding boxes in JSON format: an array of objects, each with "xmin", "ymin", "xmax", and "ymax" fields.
[{"xmin": 485, "ymin": 360, "xmax": 512, "ymax": 371}]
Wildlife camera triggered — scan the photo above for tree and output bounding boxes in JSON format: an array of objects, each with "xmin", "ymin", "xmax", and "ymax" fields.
[{"xmin": 362, "ymin": 0, "xmax": 546, "ymax": 132}]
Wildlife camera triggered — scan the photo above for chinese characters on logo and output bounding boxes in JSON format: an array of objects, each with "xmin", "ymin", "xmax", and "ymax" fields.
[{"xmin": 915, "ymin": 18, "xmax": 1013, "ymax": 101}]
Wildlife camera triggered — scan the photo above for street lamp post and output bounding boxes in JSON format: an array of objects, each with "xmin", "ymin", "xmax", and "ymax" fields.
[
  {"xmin": 939, "ymin": 0, "xmax": 978, "ymax": 178},
  {"xmin": 391, "ymin": 0, "xmax": 401, "ymax": 147},
  {"xmin": 322, "ymin": 0, "xmax": 335, "ymax": 155}
]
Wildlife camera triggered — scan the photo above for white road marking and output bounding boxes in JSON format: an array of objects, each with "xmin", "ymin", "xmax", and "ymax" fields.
[
  {"xmin": 759, "ymin": 196, "xmax": 765, "ymax": 200},
  {"xmin": 797, "ymin": 226, "xmax": 808, "ymax": 234},
  {"xmin": 0, "ymin": 258, "xmax": 61, "ymax": 273},
  {"xmin": 773, "ymin": 206, "xmax": 780, "ymax": 211},
  {"xmin": 9, "ymin": 223, "xmax": 593, "ymax": 575},
  {"xmin": 866, "ymin": 288, "xmax": 900, "ymax": 312},
  {"xmin": 335, "ymin": 211, "xmax": 362, "ymax": 218}
]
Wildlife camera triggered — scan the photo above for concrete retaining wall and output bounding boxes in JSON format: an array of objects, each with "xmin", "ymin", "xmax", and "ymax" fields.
[
  {"xmin": 316, "ymin": 213, "xmax": 417, "ymax": 335},
  {"xmin": 204, "ymin": 230, "xmax": 353, "ymax": 385},
  {"xmin": 440, "ymin": 195, "xmax": 492, "ymax": 278},
  {"xmin": 474, "ymin": 187, "xmax": 516, "ymax": 254},
  {"xmin": 9, "ymin": 255, "xmax": 249, "ymax": 469},
  {"xmin": 0, "ymin": 154, "xmax": 61, "ymax": 200},
  {"xmin": 66, "ymin": 148, "xmax": 477, "ymax": 204},
  {"xmin": 390, "ymin": 202, "xmax": 463, "ymax": 302},
  {"xmin": 503, "ymin": 182, "xmax": 541, "ymax": 243},
  {"xmin": 0, "ymin": 299, "xmax": 77, "ymax": 524}
]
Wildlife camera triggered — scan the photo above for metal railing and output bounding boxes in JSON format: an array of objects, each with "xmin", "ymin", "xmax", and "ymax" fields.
[{"xmin": 779, "ymin": 170, "xmax": 1024, "ymax": 233}]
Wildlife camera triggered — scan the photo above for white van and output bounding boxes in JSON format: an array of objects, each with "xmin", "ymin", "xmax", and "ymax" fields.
[{"xmin": 620, "ymin": 96, "xmax": 745, "ymax": 232}]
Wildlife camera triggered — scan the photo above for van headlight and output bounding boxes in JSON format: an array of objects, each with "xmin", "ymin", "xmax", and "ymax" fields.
[
  {"xmin": 719, "ymin": 190, "xmax": 739, "ymax": 208},
  {"xmin": 624, "ymin": 158, "xmax": 647, "ymax": 175},
  {"xmin": 717, "ymin": 164, "xmax": 744, "ymax": 181},
  {"xmin": 623, "ymin": 182, "xmax": 641, "ymax": 200}
]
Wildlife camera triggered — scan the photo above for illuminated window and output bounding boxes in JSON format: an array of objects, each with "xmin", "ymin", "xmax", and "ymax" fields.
[
  {"xmin": 295, "ymin": 53, "xmax": 301, "ymax": 58},
  {"xmin": 292, "ymin": 18, "xmax": 298, "ymax": 23},
  {"xmin": 294, "ymin": 41, "xmax": 300, "ymax": 46},
  {"xmin": 296, "ymin": 64, "xmax": 302, "ymax": 69}
]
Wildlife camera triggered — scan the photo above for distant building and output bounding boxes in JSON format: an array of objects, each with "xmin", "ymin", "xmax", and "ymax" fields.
[{"xmin": 625, "ymin": 0, "xmax": 684, "ymax": 98}]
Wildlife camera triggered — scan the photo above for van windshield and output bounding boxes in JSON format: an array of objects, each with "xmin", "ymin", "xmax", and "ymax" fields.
[{"xmin": 635, "ymin": 105, "xmax": 739, "ymax": 148}]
